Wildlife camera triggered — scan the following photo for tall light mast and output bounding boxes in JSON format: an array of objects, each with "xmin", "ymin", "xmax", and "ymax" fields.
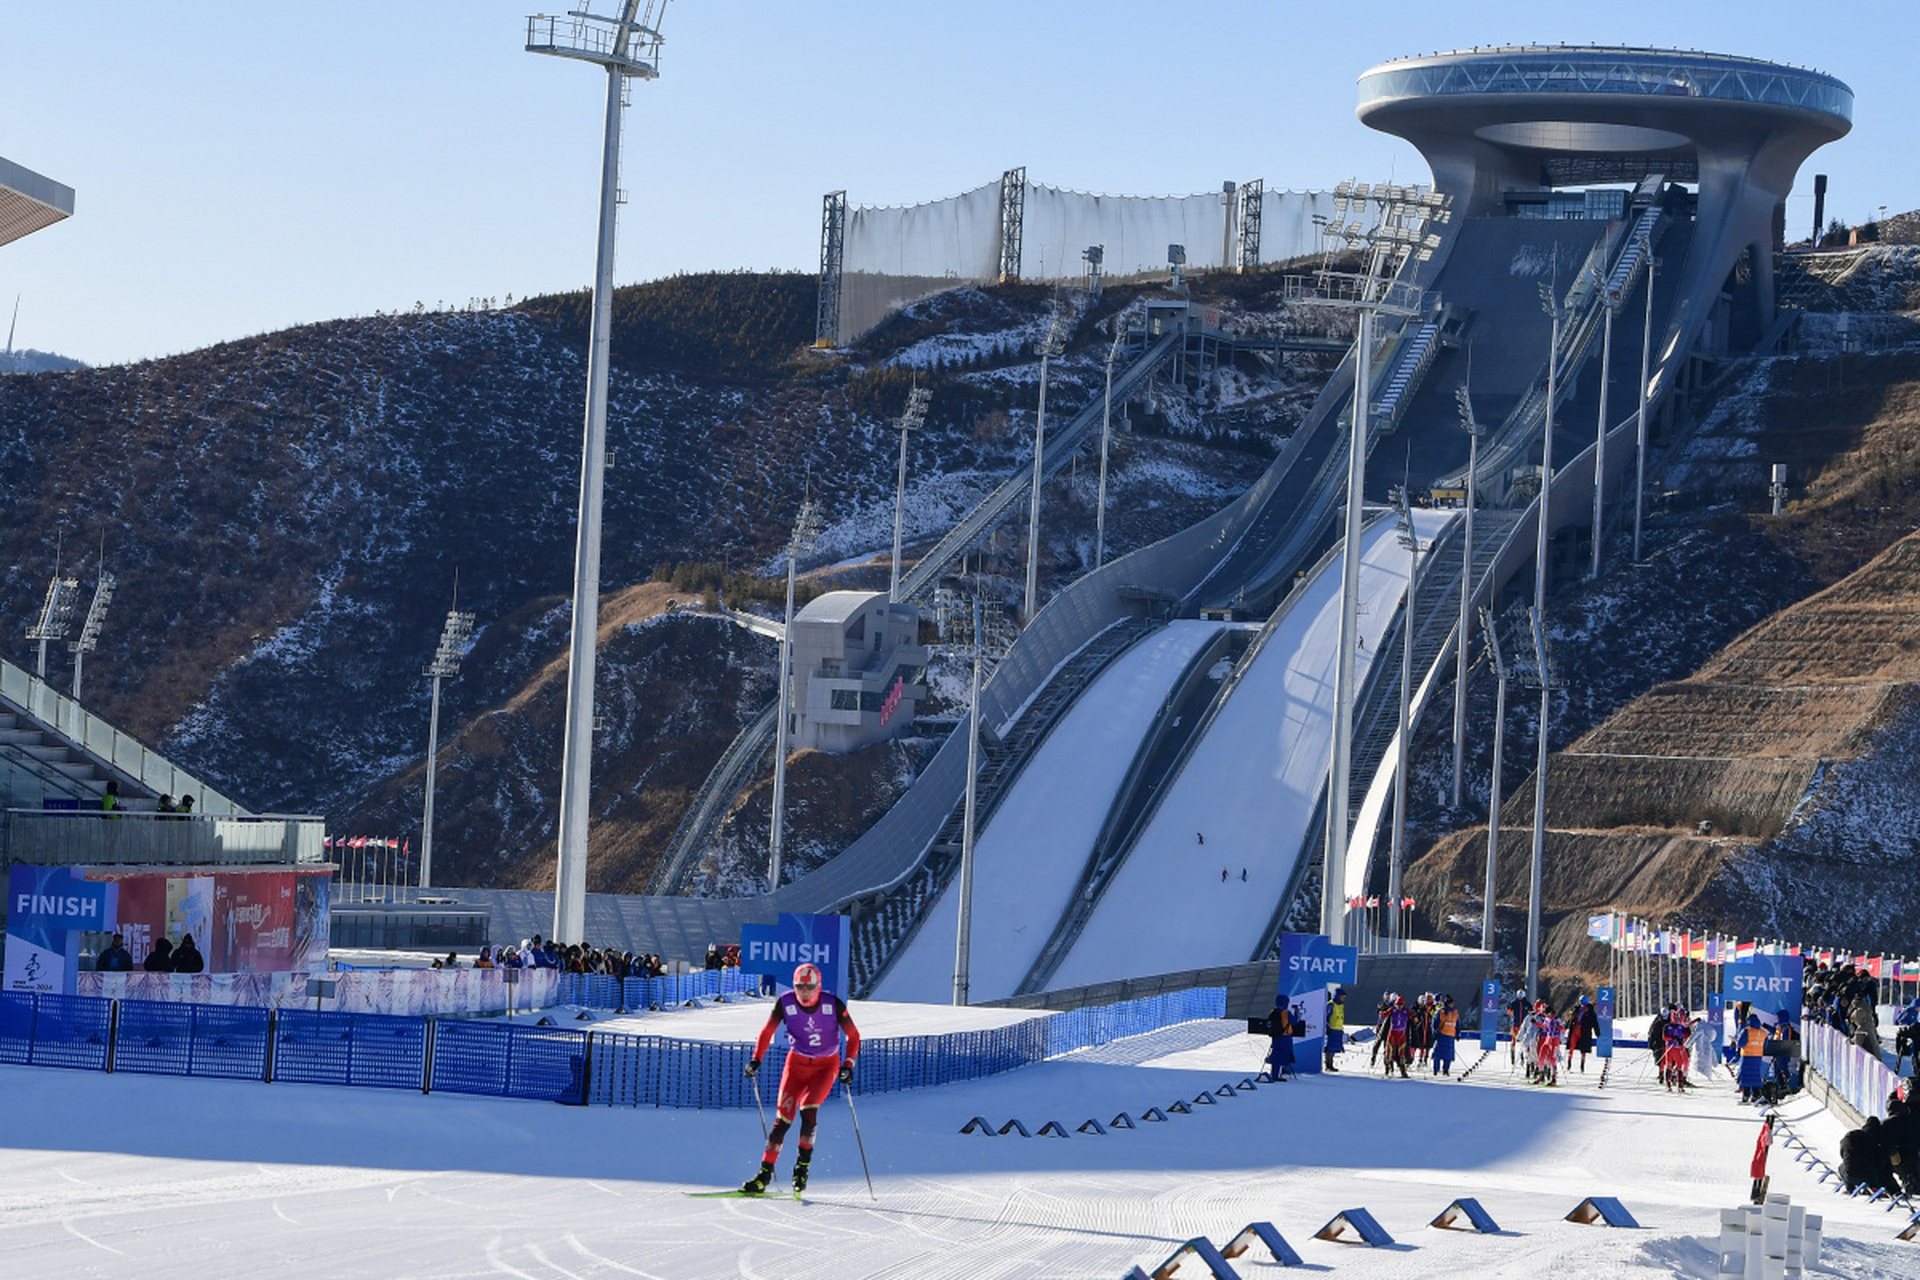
[
  {"xmin": 768, "ymin": 496, "xmax": 822, "ymax": 892},
  {"xmin": 26, "ymin": 573, "xmax": 80, "ymax": 681},
  {"xmin": 420, "ymin": 596, "xmax": 476, "ymax": 892},
  {"xmin": 1023, "ymin": 309, "xmax": 1067, "ymax": 623},
  {"xmin": 69, "ymin": 568, "xmax": 115, "ymax": 701},
  {"xmin": 888, "ymin": 386, "xmax": 931, "ymax": 601},
  {"xmin": 526, "ymin": 1, "xmax": 669, "ymax": 944}
]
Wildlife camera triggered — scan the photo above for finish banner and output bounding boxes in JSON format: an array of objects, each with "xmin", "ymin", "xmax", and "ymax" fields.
[
  {"xmin": 739, "ymin": 913, "xmax": 851, "ymax": 996},
  {"xmin": 5, "ymin": 865, "xmax": 118, "ymax": 994}
]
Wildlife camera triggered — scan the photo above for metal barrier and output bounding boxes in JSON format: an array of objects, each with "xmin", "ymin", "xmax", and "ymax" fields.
[
  {"xmin": 0, "ymin": 985, "xmax": 1223, "ymax": 1110},
  {"xmin": 558, "ymin": 968, "xmax": 759, "ymax": 1011},
  {"xmin": 1803, "ymin": 1021, "xmax": 1899, "ymax": 1123},
  {"xmin": 272, "ymin": 1009, "xmax": 429, "ymax": 1091},
  {"xmin": 112, "ymin": 1000, "xmax": 270, "ymax": 1081}
]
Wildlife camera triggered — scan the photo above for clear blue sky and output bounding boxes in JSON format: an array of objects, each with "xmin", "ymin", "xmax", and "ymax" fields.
[{"xmin": 2, "ymin": 1, "xmax": 1912, "ymax": 367}]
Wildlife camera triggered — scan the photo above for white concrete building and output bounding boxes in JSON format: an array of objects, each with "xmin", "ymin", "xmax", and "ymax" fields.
[{"xmin": 788, "ymin": 591, "xmax": 927, "ymax": 753}]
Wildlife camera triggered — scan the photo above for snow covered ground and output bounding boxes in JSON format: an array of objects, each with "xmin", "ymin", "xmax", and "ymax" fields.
[
  {"xmin": 876, "ymin": 621, "xmax": 1232, "ymax": 1004},
  {"xmin": 3, "ymin": 1009, "xmax": 1913, "ymax": 1279},
  {"xmin": 1051, "ymin": 512, "xmax": 1448, "ymax": 987}
]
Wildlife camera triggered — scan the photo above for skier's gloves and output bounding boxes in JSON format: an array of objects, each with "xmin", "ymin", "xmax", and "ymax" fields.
[
  {"xmin": 744, "ymin": 1058, "xmax": 760, "ymax": 1079},
  {"xmin": 838, "ymin": 1062, "xmax": 855, "ymax": 1085}
]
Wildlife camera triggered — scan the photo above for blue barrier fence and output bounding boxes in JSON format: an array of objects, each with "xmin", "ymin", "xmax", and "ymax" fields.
[
  {"xmin": 558, "ymin": 969, "xmax": 759, "ymax": 1011},
  {"xmin": 0, "ymin": 985, "xmax": 1226, "ymax": 1111}
]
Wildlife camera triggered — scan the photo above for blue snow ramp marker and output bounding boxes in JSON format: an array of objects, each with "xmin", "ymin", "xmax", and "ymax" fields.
[
  {"xmin": 1567, "ymin": 1196, "xmax": 1639, "ymax": 1227},
  {"xmin": 1314, "ymin": 1207, "xmax": 1394, "ymax": 1246},
  {"xmin": 1431, "ymin": 1197, "xmax": 1500, "ymax": 1233}
]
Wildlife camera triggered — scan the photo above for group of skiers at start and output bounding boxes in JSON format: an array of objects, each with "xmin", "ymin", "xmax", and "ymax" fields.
[
  {"xmin": 1505, "ymin": 993, "xmax": 1602, "ymax": 1087},
  {"xmin": 1370, "ymin": 992, "xmax": 1463, "ymax": 1078}
]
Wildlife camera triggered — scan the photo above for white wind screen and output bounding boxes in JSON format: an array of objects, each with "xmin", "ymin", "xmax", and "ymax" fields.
[{"xmin": 842, "ymin": 180, "xmax": 1003, "ymax": 342}]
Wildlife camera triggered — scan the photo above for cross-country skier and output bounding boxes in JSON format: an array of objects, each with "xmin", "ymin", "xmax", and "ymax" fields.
[
  {"xmin": 740, "ymin": 962, "xmax": 861, "ymax": 1195},
  {"xmin": 1384, "ymin": 994, "xmax": 1411, "ymax": 1078},
  {"xmin": 1533, "ymin": 1002, "xmax": 1564, "ymax": 1086}
]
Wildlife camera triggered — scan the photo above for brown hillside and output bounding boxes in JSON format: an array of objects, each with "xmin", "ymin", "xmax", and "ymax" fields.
[{"xmin": 1408, "ymin": 345, "xmax": 1920, "ymax": 1002}]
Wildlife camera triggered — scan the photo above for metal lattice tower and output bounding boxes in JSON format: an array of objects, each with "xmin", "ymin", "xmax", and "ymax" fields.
[
  {"xmin": 526, "ymin": 0, "xmax": 669, "ymax": 944},
  {"xmin": 998, "ymin": 167, "xmax": 1026, "ymax": 283},
  {"xmin": 25, "ymin": 574, "xmax": 80, "ymax": 680},
  {"xmin": 1237, "ymin": 178, "xmax": 1264, "ymax": 271},
  {"xmin": 816, "ymin": 190, "xmax": 846, "ymax": 348},
  {"xmin": 68, "ymin": 570, "xmax": 114, "ymax": 701}
]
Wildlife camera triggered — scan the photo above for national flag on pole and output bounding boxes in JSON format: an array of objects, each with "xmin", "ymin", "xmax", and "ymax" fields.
[
  {"xmin": 387, "ymin": 838, "xmax": 400, "ymax": 848},
  {"xmin": 349, "ymin": 836, "xmax": 366, "ymax": 848},
  {"xmin": 1349, "ymin": 896, "xmax": 1365, "ymax": 909},
  {"xmin": 1819, "ymin": 950, "xmax": 1833, "ymax": 964},
  {"xmin": 1690, "ymin": 938, "xmax": 1707, "ymax": 961},
  {"xmin": 1736, "ymin": 940, "xmax": 1756, "ymax": 961},
  {"xmin": 1366, "ymin": 896, "xmax": 1379, "ymax": 908},
  {"xmin": 1868, "ymin": 957, "xmax": 1883, "ymax": 978},
  {"xmin": 1587, "ymin": 914, "xmax": 1614, "ymax": 941}
]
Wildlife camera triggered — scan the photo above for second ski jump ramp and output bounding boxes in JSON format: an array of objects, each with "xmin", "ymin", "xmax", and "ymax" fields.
[
  {"xmin": 1047, "ymin": 509, "xmax": 1455, "ymax": 989},
  {"xmin": 873, "ymin": 621, "xmax": 1231, "ymax": 1005}
]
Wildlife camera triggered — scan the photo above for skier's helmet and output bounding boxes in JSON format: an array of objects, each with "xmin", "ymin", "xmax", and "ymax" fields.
[{"xmin": 792, "ymin": 963, "xmax": 823, "ymax": 1000}]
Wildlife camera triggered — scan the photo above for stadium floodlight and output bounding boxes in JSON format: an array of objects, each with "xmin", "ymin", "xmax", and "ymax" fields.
[
  {"xmin": 1634, "ymin": 233, "xmax": 1659, "ymax": 563},
  {"xmin": 25, "ymin": 573, "xmax": 80, "ymax": 680},
  {"xmin": 1297, "ymin": 178, "xmax": 1450, "ymax": 946},
  {"xmin": 953, "ymin": 581, "xmax": 1014, "ymax": 1006},
  {"xmin": 1097, "ymin": 322, "xmax": 1125, "ymax": 569},
  {"xmin": 1083, "ymin": 244, "xmax": 1104, "ymax": 296},
  {"xmin": 526, "ymin": 0, "xmax": 670, "ymax": 945},
  {"xmin": 67, "ymin": 570, "xmax": 115, "ymax": 701},
  {"xmin": 1588, "ymin": 263, "xmax": 1621, "ymax": 581},
  {"xmin": 889, "ymin": 386, "xmax": 932, "ymax": 602},
  {"xmin": 420, "ymin": 598, "xmax": 477, "ymax": 893},
  {"xmin": 768, "ymin": 495, "xmax": 823, "ymax": 892},
  {"xmin": 1387, "ymin": 484, "xmax": 1428, "ymax": 949},
  {"xmin": 1524, "ymin": 270, "xmax": 1569, "ymax": 1001},
  {"xmin": 1451, "ymin": 355, "xmax": 1485, "ymax": 810},
  {"xmin": 1023, "ymin": 309, "xmax": 1069, "ymax": 625},
  {"xmin": 1477, "ymin": 606, "xmax": 1510, "ymax": 953}
]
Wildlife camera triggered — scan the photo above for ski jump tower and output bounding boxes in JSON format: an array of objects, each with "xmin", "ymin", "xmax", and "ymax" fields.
[{"xmin": 1356, "ymin": 47, "xmax": 1851, "ymax": 360}]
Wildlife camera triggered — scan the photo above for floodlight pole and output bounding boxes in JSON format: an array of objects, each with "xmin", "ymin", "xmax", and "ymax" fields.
[
  {"xmin": 889, "ymin": 387, "xmax": 930, "ymax": 601},
  {"xmin": 1096, "ymin": 324, "xmax": 1124, "ymax": 569},
  {"xmin": 420, "ymin": 599, "xmax": 476, "ymax": 892},
  {"xmin": 1025, "ymin": 314, "xmax": 1067, "ymax": 623},
  {"xmin": 70, "ymin": 570, "xmax": 115, "ymax": 702},
  {"xmin": 1452, "ymin": 365, "xmax": 1482, "ymax": 809},
  {"xmin": 1591, "ymin": 275, "xmax": 1617, "ymax": 580},
  {"xmin": 1388, "ymin": 489, "xmax": 1422, "ymax": 948},
  {"xmin": 1324, "ymin": 301, "xmax": 1370, "ymax": 946},
  {"xmin": 1634, "ymin": 238, "xmax": 1657, "ymax": 563},
  {"xmin": 1480, "ymin": 607, "xmax": 1507, "ymax": 952},
  {"xmin": 527, "ymin": 1, "xmax": 666, "ymax": 945},
  {"xmin": 953, "ymin": 590, "xmax": 984, "ymax": 1007},
  {"xmin": 768, "ymin": 498, "xmax": 820, "ymax": 892},
  {"xmin": 27, "ymin": 573, "xmax": 79, "ymax": 681},
  {"xmin": 1526, "ymin": 279, "xmax": 1564, "ymax": 1000}
]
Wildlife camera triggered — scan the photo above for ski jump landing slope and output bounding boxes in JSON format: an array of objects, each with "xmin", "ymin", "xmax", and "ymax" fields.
[
  {"xmin": 1050, "ymin": 509, "xmax": 1455, "ymax": 989},
  {"xmin": 875, "ymin": 621, "xmax": 1231, "ymax": 1005}
]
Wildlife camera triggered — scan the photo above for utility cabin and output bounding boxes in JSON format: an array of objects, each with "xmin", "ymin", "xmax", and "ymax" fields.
[{"xmin": 788, "ymin": 591, "xmax": 929, "ymax": 753}]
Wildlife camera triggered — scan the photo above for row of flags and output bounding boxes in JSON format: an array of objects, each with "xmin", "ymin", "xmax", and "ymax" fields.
[
  {"xmin": 324, "ymin": 836, "xmax": 407, "ymax": 851},
  {"xmin": 1347, "ymin": 896, "xmax": 1417, "ymax": 910},
  {"xmin": 1588, "ymin": 913, "xmax": 1919, "ymax": 980}
]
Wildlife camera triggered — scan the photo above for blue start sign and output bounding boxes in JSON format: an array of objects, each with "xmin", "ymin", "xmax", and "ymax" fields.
[{"xmin": 1724, "ymin": 956, "xmax": 1803, "ymax": 1025}]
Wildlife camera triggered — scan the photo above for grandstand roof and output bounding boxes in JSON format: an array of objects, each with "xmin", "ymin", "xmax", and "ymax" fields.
[{"xmin": 0, "ymin": 155, "xmax": 75, "ymax": 249}]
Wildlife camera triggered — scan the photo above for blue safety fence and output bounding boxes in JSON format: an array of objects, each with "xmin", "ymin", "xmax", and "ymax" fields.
[
  {"xmin": 0, "ymin": 985, "xmax": 1226, "ymax": 1111},
  {"xmin": 0, "ymin": 990, "xmax": 112, "ymax": 1072},
  {"xmin": 113, "ymin": 1000, "xmax": 271, "ymax": 1082},
  {"xmin": 589, "ymin": 987, "xmax": 1228, "ymax": 1109},
  {"xmin": 559, "ymin": 968, "xmax": 760, "ymax": 1011},
  {"xmin": 431, "ymin": 1019, "xmax": 588, "ymax": 1105},
  {"xmin": 273, "ymin": 1009, "xmax": 429, "ymax": 1091}
]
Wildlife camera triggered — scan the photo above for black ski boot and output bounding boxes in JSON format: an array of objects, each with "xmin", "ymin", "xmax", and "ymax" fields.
[
  {"xmin": 741, "ymin": 1161, "xmax": 774, "ymax": 1195},
  {"xmin": 792, "ymin": 1152, "xmax": 811, "ymax": 1194}
]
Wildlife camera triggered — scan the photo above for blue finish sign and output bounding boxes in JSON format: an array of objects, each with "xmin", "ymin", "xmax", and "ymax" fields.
[
  {"xmin": 1725, "ymin": 956, "xmax": 1802, "ymax": 1026},
  {"xmin": 4, "ymin": 865, "xmax": 118, "ymax": 995},
  {"xmin": 1480, "ymin": 980, "xmax": 1501, "ymax": 1052},
  {"xmin": 1597, "ymin": 985, "xmax": 1615, "ymax": 1058},
  {"xmin": 739, "ymin": 913, "xmax": 850, "ymax": 996}
]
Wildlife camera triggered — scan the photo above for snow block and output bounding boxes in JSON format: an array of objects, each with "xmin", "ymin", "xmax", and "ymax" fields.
[
  {"xmin": 1148, "ymin": 1236, "xmax": 1244, "ymax": 1280},
  {"xmin": 1141, "ymin": 1107, "xmax": 1168, "ymax": 1122},
  {"xmin": 1314, "ymin": 1207, "xmax": 1394, "ymax": 1246},
  {"xmin": 1036, "ymin": 1120, "xmax": 1070, "ymax": 1138},
  {"xmin": 1566, "ymin": 1196, "xmax": 1639, "ymax": 1228},
  {"xmin": 1222, "ymin": 1221, "xmax": 1303, "ymax": 1267},
  {"xmin": 1167, "ymin": 1100, "xmax": 1192, "ymax": 1114},
  {"xmin": 959, "ymin": 1116, "xmax": 994, "ymax": 1135},
  {"xmin": 1111, "ymin": 1112, "xmax": 1136, "ymax": 1129},
  {"xmin": 1078, "ymin": 1118, "xmax": 1108, "ymax": 1135},
  {"xmin": 997, "ymin": 1119, "xmax": 1031, "ymax": 1137},
  {"xmin": 1193, "ymin": 1091, "xmax": 1217, "ymax": 1105},
  {"xmin": 1431, "ymin": 1197, "xmax": 1500, "ymax": 1233}
]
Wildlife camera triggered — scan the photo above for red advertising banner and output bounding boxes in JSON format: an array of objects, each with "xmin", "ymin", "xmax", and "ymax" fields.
[{"xmin": 78, "ymin": 865, "xmax": 330, "ymax": 974}]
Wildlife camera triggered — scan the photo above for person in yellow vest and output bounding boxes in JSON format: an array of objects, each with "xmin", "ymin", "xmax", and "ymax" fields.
[
  {"xmin": 1736, "ymin": 1014, "xmax": 1771, "ymax": 1103},
  {"xmin": 1431, "ymin": 994, "xmax": 1460, "ymax": 1076},
  {"xmin": 1324, "ymin": 988, "xmax": 1346, "ymax": 1072}
]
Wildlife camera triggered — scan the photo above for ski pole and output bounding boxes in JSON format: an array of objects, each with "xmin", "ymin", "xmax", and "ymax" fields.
[
  {"xmin": 750, "ymin": 1071, "xmax": 768, "ymax": 1144},
  {"xmin": 843, "ymin": 1085, "xmax": 876, "ymax": 1200}
]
